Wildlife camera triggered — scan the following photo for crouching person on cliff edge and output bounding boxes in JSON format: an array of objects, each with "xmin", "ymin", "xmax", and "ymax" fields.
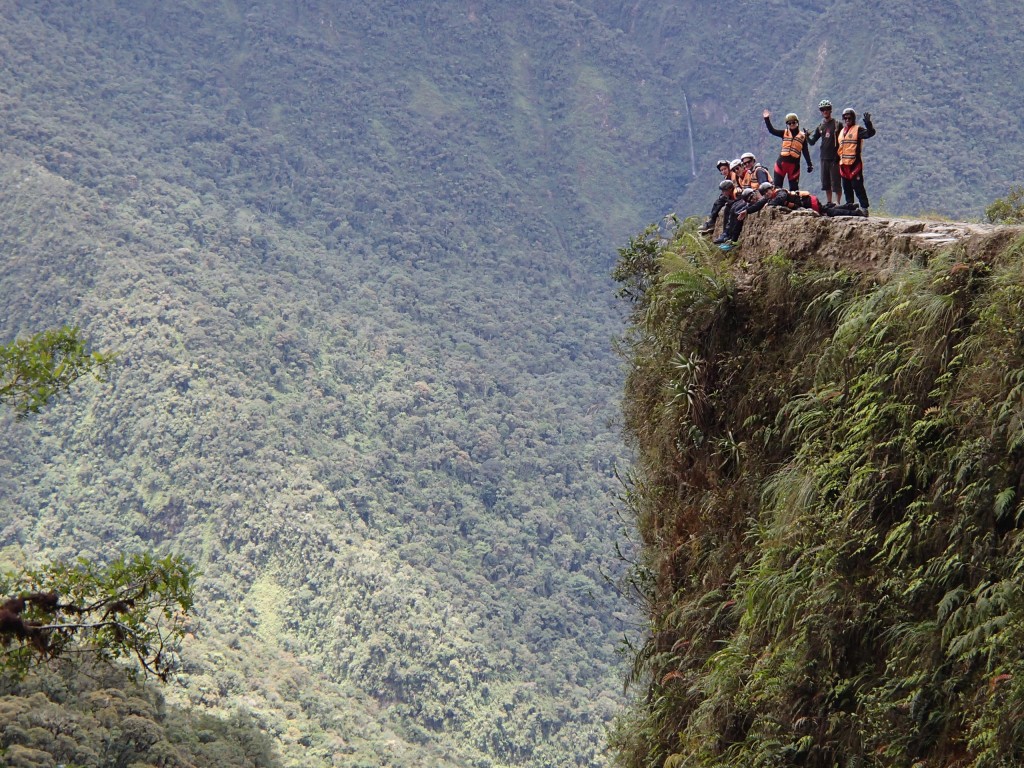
[
  {"xmin": 714, "ymin": 187, "xmax": 758, "ymax": 249},
  {"xmin": 716, "ymin": 184, "xmax": 778, "ymax": 250}
]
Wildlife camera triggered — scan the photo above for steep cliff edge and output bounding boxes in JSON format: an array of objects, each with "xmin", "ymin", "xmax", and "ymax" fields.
[
  {"xmin": 739, "ymin": 209, "xmax": 1021, "ymax": 274},
  {"xmin": 610, "ymin": 213, "xmax": 1024, "ymax": 768}
]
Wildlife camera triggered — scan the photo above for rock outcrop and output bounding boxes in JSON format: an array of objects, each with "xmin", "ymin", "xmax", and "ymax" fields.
[{"xmin": 737, "ymin": 207, "xmax": 1024, "ymax": 274}]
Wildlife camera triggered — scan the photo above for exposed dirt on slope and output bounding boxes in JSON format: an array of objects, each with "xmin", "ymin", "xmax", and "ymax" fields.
[{"xmin": 737, "ymin": 207, "xmax": 1024, "ymax": 276}]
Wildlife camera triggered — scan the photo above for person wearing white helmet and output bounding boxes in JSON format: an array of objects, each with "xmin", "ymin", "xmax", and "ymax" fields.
[
  {"xmin": 807, "ymin": 99, "xmax": 842, "ymax": 205},
  {"xmin": 740, "ymin": 152, "xmax": 772, "ymax": 188},
  {"xmin": 762, "ymin": 108, "xmax": 813, "ymax": 191},
  {"xmin": 728, "ymin": 158, "xmax": 749, "ymax": 189}
]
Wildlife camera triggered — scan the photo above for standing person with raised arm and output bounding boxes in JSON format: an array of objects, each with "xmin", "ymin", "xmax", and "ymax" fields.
[
  {"xmin": 838, "ymin": 107, "xmax": 876, "ymax": 215},
  {"xmin": 763, "ymin": 109, "xmax": 813, "ymax": 191}
]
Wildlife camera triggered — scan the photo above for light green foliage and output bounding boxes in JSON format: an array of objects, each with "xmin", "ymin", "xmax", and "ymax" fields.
[
  {"xmin": 612, "ymin": 221, "xmax": 1024, "ymax": 767},
  {"xmin": 0, "ymin": 326, "xmax": 114, "ymax": 417},
  {"xmin": 986, "ymin": 186, "xmax": 1024, "ymax": 224},
  {"xmin": 1, "ymin": 553, "xmax": 195, "ymax": 682}
]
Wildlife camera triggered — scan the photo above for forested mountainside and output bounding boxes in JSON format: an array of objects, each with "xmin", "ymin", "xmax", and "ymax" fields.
[
  {"xmin": 611, "ymin": 211, "xmax": 1024, "ymax": 767},
  {"xmin": 582, "ymin": 0, "xmax": 1024, "ymax": 219},
  {"xmin": 0, "ymin": 2, "xmax": 684, "ymax": 766},
  {"xmin": 0, "ymin": 1, "xmax": 1020, "ymax": 766}
]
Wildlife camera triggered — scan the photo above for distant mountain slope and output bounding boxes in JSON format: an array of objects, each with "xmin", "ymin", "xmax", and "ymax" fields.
[
  {"xmin": 581, "ymin": 0, "xmax": 1024, "ymax": 219},
  {"xmin": 0, "ymin": 2, "xmax": 685, "ymax": 766}
]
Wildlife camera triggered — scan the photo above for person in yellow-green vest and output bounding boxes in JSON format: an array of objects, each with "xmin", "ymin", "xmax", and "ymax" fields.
[
  {"xmin": 838, "ymin": 107, "xmax": 876, "ymax": 214},
  {"xmin": 763, "ymin": 109, "xmax": 813, "ymax": 191}
]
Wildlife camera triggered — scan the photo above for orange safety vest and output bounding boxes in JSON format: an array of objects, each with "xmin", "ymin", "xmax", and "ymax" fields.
[
  {"xmin": 748, "ymin": 164, "xmax": 771, "ymax": 188},
  {"xmin": 838, "ymin": 124, "xmax": 862, "ymax": 166},
  {"xmin": 734, "ymin": 167, "xmax": 752, "ymax": 189},
  {"xmin": 780, "ymin": 129, "xmax": 807, "ymax": 160}
]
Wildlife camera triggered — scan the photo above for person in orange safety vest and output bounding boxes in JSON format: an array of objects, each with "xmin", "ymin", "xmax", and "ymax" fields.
[
  {"xmin": 838, "ymin": 107, "xmax": 876, "ymax": 214},
  {"xmin": 763, "ymin": 109, "xmax": 813, "ymax": 191}
]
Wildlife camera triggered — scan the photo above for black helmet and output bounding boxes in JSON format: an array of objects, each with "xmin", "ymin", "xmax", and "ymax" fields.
[
  {"xmin": 842, "ymin": 108, "xmax": 856, "ymax": 120},
  {"xmin": 719, "ymin": 179, "xmax": 735, "ymax": 191},
  {"xmin": 758, "ymin": 182, "xmax": 773, "ymax": 194},
  {"xmin": 740, "ymin": 187, "xmax": 755, "ymax": 199},
  {"xmin": 716, "ymin": 158, "xmax": 730, "ymax": 169}
]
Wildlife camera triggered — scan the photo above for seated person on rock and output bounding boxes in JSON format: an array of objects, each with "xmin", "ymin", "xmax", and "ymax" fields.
[{"xmin": 701, "ymin": 178, "xmax": 740, "ymax": 236}]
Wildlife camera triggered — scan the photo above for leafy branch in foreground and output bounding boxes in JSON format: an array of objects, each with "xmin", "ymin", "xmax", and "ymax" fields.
[
  {"xmin": 985, "ymin": 185, "xmax": 1024, "ymax": 224},
  {"xmin": 0, "ymin": 552, "xmax": 196, "ymax": 681},
  {"xmin": 0, "ymin": 325, "xmax": 116, "ymax": 417}
]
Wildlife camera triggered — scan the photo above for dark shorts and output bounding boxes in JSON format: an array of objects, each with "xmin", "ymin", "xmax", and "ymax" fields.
[{"xmin": 820, "ymin": 159, "xmax": 841, "ymax": 193}]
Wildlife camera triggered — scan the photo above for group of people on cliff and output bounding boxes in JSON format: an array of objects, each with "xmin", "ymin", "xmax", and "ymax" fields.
[{"xmin": 701, "ymin": 100, "xmax": 876, "ymax": 250}]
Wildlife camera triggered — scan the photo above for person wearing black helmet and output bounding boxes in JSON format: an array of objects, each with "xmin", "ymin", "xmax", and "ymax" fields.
[
  {"xmin": 838, "ymin": 107, "xmax": 876, "ymax": 214},
  {"xmin": 715, "ymin": 187, "xmax": 759, "ymax": 248},
  {"xmin": 762, "ymin": 108, "xmax": 813, "ymax": 191},
  {"xmin": 700, "ymin": 178, "xmax": 740, "ymax": 236},
  {"xmin": 807, "ymin": 99, "xmax": 842, "ymax": 205},
  {"xmin": 770, "ymin": 187, "xmax": 824, "ymax": 213}
]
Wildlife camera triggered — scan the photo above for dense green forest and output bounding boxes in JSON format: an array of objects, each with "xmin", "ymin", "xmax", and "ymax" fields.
[{"xmin": 0, "ymin": 1, "xmax": 1020, "ymax": 766}]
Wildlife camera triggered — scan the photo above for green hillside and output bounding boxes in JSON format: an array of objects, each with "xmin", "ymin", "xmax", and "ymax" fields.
[
  {"xmin": 582, "ymin": 0, "xmax": 1024, "ymax": 219},
  {"xmin": 1, "ymin": 1, "xmax": 1021, "ymax": 766},
  {"xmin": 0, "ymin": 2, "xmax": 682, "ymax": 766}
]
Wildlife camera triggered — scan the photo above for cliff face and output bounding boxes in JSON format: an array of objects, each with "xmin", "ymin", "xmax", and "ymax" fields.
[{"xmin": 610, "ymin": 213, "xmax": 1024, "ymax": 768}]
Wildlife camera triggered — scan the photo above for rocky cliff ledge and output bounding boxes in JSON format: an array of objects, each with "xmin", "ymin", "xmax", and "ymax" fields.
[{"xmin": 738, "ymin": 207, "xmax": 1023, "ymax": 273}]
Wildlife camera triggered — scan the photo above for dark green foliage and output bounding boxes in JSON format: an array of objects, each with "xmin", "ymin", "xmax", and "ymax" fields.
[
  {"xmin": 986, "ymin": 186, "xmax": 1024, "ymax": 224},
  {"xmin": 0, "ymin": 327, "xmax": 114, "ymax": 417},
  {"xmin": 612, "ymin": 221, "xmax": 1024, "ymax": 767},
  {"xmin": 0, "ymin": 661, "xmax": 280, "ymax": 768},
  {"xmin": 0, "ymin": 2, "xmax": 648, "ymax": 765}
]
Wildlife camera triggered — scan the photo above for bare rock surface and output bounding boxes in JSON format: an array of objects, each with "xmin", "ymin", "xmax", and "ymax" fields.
[{"xmin": 737, "ymin": 207, "xmax": 1024, "ymax": 275}]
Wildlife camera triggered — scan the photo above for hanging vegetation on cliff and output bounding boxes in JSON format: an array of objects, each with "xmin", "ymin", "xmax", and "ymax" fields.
[{"xmin": 611, "ymin": 216, "xmax": 1024, "ymax": 767}]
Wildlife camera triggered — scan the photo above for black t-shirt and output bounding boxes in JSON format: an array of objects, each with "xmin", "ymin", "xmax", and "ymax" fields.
[{"xmin": 808, "ymin": 118, "xmax": 840, "ymax": 161}]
